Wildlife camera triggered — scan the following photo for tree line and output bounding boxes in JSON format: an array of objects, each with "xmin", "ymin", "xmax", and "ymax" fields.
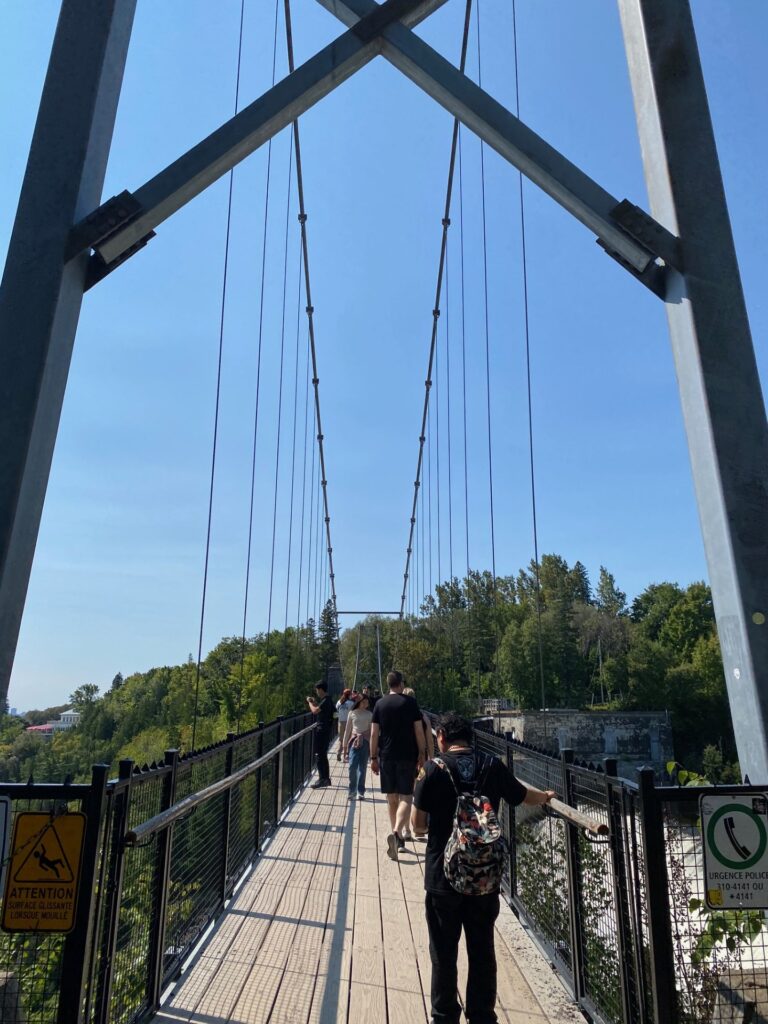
[{"xmin": 0, "ymin": 553, "xmax": 738, "ymax": 783}]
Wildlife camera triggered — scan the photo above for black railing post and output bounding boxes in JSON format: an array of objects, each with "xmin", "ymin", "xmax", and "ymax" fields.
[
  {"xmin": 146, "ymin": 749, "xmax": 179, "ymax": 1011},
  {"xmin": 93, "ymin": 760, "xmax": 134, "ymax": 1024},
  {"xmin": 254, "ymin": 723, "xmax": 265, "ymax": 853},
  {"xmin": 605, "ymin": 759, "xmax": 636, "ymax": 1024},
  {"xmin": 58, "ymin": 763, "xmax": 110, "ymax": 1024},
  {"xmin": 275, "ymin": 716, "xmax": 285, "ymax": 823},
  {"xmin": 561, "ymin": 749, "xmax": 586, "ymax": 1002},
  {"xmin": 503, "ymin": 733, "xmax": 515, "ymax": 898},
  {"xmin": 637, "ymin": 768, "xmax": 677, "ymax": 1024},
  {"xmin": 221, "ymin": 732, "xmax": 236, "ymax": 902}
]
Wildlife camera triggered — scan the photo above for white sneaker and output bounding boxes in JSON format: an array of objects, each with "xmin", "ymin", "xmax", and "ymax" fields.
[{"xmin": 402, "ymin": 829, "xmax": 412, "ymax": 841}]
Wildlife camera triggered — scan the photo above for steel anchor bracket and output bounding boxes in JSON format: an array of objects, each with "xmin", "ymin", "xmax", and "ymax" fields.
[{"xmin": 67, "ymin": 190, "xmax": 156, "ymax": 289}]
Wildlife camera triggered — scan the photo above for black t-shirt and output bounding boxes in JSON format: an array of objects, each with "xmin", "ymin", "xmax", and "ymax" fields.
[
  {"xmin": 315, "ymin": 694, "xmax": 334, "ymax": 733},
  {"xmin": 413, "ymin": 750, "xmax": 527, "ymax": 894},
  {"xmin": 371, "ymin": 693, "xmax": 422, "ymax": 761}
]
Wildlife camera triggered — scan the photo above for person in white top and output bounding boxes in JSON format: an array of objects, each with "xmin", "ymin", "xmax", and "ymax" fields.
[
  {"xmin": 342, "ymin": 694, "xmax": 373, "ymax": 799},
  {"xmin": 335, "ymin": 688, "xmax": 354, "ymax": 761}
]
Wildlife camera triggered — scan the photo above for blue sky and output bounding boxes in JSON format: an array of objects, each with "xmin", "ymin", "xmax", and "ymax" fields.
[{"xmin": 1, "ymin": 1, "xmax": 766, "ymax": 710}]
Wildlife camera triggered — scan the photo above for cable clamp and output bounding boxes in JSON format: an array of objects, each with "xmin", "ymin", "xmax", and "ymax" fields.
[
  {"xmin": 298, "ymin": 213, "xmax": 308, "ymax": 224},
  {"xmin": 306, "ymin": 305, "xmax": 314, "ymax": 315},
  {"xmin": 433, "ymin": 308, "xmax": 440, "ymax": 318},
  {"xmin": 312, "ymin": 378, "xmax": 319, "ymax": 385},
  {"xmin": 442, "ymin": 217, "xmax": 451, "ymax": 227}
]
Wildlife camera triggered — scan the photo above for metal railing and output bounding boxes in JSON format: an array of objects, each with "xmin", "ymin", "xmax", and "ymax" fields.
[
  {"xmin": 6, "ymin": 709, "xmax": 768, "ymax": 1024},
  {"xmin": 0, "ymin": 711, "xmax": 316, "ymax": 1024},
  {"xmin": 465, "ymin": 718, "xmax": 768, "ymax": 1024}
]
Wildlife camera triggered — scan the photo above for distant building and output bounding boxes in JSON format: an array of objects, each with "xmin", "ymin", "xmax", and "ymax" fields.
[
  {"xmin": 493, "ymin": 709, "xmax": 674, "ymax": 781},
  {"xmin": 25, "ymin": 708, "xmax": 81, "ymax": 737}
]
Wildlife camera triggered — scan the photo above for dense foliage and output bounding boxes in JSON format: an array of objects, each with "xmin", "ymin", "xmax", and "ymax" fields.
[
  {"xmin": 1, "ymin": 554, "xmax": 737, "ymax": 781},
  {"xmin": 0, "ymin": 601, "xmax": 339, "ymax": 783},
  {"xmin": 340, "ymin": 555, "xmax": 737, "ymax": 774}
]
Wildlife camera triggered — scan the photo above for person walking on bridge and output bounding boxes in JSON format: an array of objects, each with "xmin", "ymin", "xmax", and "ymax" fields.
[
  {"xmin": 411, "ymin": 711, "xmax": 555, "ymax": 1024},
  {"xmin": 370, "ymin": 670, "xmax": 426, "ymax": 860}
]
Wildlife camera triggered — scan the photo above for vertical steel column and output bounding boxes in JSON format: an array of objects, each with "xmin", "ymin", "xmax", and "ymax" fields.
[
  {"xmin": 0, "ymin": 0, "xmax": 137, "ymax": 708},
  {"xmin": 58, "ymin": 764, "xmax": 111, "ymax": 1024},
  {"xmin": 618, "ymin": 0, "xmax": 768, "ymax": 780}
]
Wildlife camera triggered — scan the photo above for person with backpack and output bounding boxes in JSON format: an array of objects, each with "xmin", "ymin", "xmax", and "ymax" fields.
[{"xmin": 411, "ymin": 711, "xmax": 555, "ymax": 1024}]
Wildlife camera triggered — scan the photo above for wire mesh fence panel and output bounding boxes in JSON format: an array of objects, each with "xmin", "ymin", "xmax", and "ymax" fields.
[
  {"xmin": 571, "ymin": 766, "xmax": 624, "ymax": 1023},
  {"xmin": 660, "ymin": 794, "xmax": 768, "ymax": 1024},
  {"xmin": 507, "ymin": 744, "xmax": 574, "ymax": 984},
  {"xmin": 108, "ymin": 772, "xmax": 166, "ymax": 1024},
  {"xmin": 0, "ymin": 793, "xmax": 88, "ymax": 1024},
  {"xmin": 258, "ymin": 724, "xmax": 280, "ymax": 842},
  {"xmin": 163, "ymin": 751, "xmax": 227, "ymax": 987},
  {"xmin": 227, "ymin": 771, "xmax": 257, "ymax": 891}
]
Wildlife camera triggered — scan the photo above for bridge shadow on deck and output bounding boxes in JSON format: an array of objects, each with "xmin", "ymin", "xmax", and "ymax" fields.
[{"xmin": 153, "ymin": 750, "xmax": 580, "ymax": 1024}]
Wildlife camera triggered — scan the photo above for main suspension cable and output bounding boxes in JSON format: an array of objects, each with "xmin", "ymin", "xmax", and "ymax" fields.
[
  {"xmin": 398, "ymin": 0, "xmax": 473, "ymax": 619},
  {"xmin": 192, "ymin": 0, "xmax": 247, "ymax": 748},
  {"xmin": 266, "ymin": 131, "xmax": 295, "ymax": 640},
  {"xmin": 285, "ymin": 0, "xmax": 339, "ymax": 632}
]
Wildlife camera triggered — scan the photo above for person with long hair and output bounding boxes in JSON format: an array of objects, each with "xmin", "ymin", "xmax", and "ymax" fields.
[{"xmin": 342, "ymin": 693, "xmax": 373, "ymax": 799}]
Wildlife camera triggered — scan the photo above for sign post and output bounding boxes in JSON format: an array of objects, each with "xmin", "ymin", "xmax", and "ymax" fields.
[
  {"xmin": 1, "ymin": 811, "xmax": 86, "ymax": 932},
  {"xmin": 701, "ymin": 794, "xmax": 768, "ymax": 909}
]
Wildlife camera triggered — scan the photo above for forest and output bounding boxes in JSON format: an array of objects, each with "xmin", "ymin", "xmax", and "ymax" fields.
[{"xmin": 0, "ymin": 553, "xmax": 738, "ymax": 784}]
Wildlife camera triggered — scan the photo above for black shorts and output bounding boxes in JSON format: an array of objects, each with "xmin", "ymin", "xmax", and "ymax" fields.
[{"xmin": 380, "ymin": 758, "xmax": 417, "ymax": 795}]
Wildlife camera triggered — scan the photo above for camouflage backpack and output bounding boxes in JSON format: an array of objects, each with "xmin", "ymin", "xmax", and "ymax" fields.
[{"xmin": 434, "ymin": 754, "xmax": 508, "ymax": 896}]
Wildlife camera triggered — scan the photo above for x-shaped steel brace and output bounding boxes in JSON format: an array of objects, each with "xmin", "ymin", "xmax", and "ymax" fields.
[{"xmin": 69, "ymin": 0, "xmax": 679, "ymax": 296}]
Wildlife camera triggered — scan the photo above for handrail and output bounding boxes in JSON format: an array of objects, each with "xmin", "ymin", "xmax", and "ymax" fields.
[
  {"xmin": 549, "ymin": 797, "xmax": 609, "ymax": 837},
  {"xmin": 124, "ymin": 721, "xmax": 317, "ymax": 846}
]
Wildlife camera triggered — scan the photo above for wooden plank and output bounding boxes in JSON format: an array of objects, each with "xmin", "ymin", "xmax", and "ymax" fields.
[{"xmin": 162, "ymin": 773, "xmax": 339, "ymax": 1022}]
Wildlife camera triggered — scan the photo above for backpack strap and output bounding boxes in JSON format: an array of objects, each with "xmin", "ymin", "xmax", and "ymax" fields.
[{"xmin": 432, "ymin": 757, "xmax": 462, "ymax": 797}]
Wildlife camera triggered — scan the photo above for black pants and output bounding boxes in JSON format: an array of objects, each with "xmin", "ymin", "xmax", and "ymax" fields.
[
  {"xmin": 314, "ymin": 728, "xmax": 331, "ymax": 782},
  {"xmin": 425, "ymin": 890, "xmax": 500, "ymax": 1024}
]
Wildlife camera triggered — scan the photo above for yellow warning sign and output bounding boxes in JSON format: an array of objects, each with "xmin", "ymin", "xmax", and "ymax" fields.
[{"xmin": 1, "ymin": 812, "xmax": 86, "ymax": 932}]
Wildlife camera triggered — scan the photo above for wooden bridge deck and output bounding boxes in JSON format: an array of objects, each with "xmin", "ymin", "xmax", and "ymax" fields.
[{"xmin": 154, "ymin": 752, "xmax": 581, "ymax": 1024}]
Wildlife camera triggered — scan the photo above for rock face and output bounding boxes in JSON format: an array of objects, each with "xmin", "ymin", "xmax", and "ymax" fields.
[
  {"xmin": 0, "ymin": 971, "xmax": 26, "ymax": 1024},
  {"xmin": 714, "ymin": 971, "xmax": 768, "ymax": 1023}
]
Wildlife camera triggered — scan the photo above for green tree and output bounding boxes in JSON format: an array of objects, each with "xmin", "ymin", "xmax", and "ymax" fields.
[{"xmin": 595, "ymin": 567, "xmax": 626, "ymax": 616}]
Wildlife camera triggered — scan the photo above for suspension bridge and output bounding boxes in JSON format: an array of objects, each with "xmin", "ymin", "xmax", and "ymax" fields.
[{"xmin": 1, "ymin": 0, "xmax": 767, "ymax": 1022}]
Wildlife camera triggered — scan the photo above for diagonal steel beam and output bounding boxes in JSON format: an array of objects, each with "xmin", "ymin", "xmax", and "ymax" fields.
[
  {"xmin": 73, "ymin": 0, "xmax": 449, "ymax": 274},
  {"xmin": 315, "ymin": 0, "xmax": 678, "ymax": 284}
]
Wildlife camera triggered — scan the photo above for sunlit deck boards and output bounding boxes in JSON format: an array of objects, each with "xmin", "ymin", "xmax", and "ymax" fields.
[{"xmin": 154, "ymin": 751, "xmax": 582, "ymax": 1024}]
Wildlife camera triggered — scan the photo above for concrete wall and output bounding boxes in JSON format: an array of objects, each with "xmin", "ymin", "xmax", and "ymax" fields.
[{"xmin": 495, "ymin": 710, "xmax": 674, "ymax": 781}]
